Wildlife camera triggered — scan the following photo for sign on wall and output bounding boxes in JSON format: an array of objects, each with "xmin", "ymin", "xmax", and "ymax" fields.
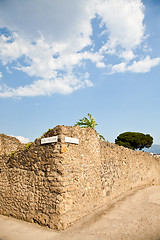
[
  {"xmin": 65, "ymin": 136, "xmax": 79, "ymax": 144},
  {"xmin": 41, "ymin": 136, "xmax": 58, "ymax": 144}
]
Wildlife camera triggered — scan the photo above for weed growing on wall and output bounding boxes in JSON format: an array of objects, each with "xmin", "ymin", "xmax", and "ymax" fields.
[
  {"xmin": 25, "ymin": 142, "xmax": 33, "ymax": 150},
  {"xmin": 41, "ymin": 129, "xmax": 53, "ymax": 138},
  {"xmin": 10, "ymin": 150, "xmax": 17, "ymax": 158}
]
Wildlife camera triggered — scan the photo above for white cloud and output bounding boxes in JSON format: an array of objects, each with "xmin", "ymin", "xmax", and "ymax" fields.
[
  {"xmin": 127, "ymin": 56, "xmax": 160, "ymax": 73},
  {"xmin": 0, "ymin": 72, "xmax": 2, "ymax": 78},
  {"xmin": 0, "ymin": 0, "xmax": 97, "ymax": 98},
  {"xmin": 98, "ymin": 0, "xmax": 145, "ymax": 51},
  {"xmin": 0, "ymin": 31, "xmax": 101, "ymax": 97},
  {"xmin": 111, "ymin": 56, "xmax": 160, "ymax": 73},
  {"xmin": 0, "ymin": 0, "xmax": 157, "ymax": 98},
  {"xmin": 0, "ymin": 73, "xmax": 93, "ymax": 98},
  {"xmin": 111, "ymin": 62, "xmax": 127, "ymax": 73},
  {"xmin": 0, "ymin": 0, "xmax": 95, "ymax": 49},
  {"xmin": 120, "ymin": 50, "xmax": 136, "ymax": 61},
  {"xmin": 96, "ymin": 61, "xmax": 106, "ymax": 68},
  {"xmin": 0, "ymin": 33, "xmax": 29, "ymax": 65},
  {"xmin": 15, "ymin": 136, "xmax": 30, "ymax": 143}
]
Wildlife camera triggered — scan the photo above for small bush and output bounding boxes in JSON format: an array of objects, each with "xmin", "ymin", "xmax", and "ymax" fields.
[
  {"xmin": 25, "ymin": 142, "xmax": 33, "ymax": 150},
  {"xmin": 41, "ymin": 128, "xmax": 53, "ymax": 137},
  {"xmin": 10, "ymin": 151, "xmax": 16, "ymax": 158}
]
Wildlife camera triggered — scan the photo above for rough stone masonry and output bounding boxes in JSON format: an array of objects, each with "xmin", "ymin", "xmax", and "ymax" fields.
[
  {"xmin": 0, "ymin": 125, "xmax": 160, "ymax": 230},
  {"xmin": 0, "ymin": 134, "xmax": 22, "ymax": 155}
]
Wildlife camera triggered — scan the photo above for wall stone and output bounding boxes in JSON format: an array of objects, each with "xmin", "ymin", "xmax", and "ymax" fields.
[
  {"xmin": 0, "ymin": 134, "xmax": 22, "ymax": 155},
  {"xmin": 0, "ymin": 125, "xmax": 160, "ymax": 230}
]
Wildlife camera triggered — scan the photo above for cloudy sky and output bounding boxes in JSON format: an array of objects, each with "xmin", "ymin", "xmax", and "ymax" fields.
[{"xmin": 0, "ymin": 0, "xmax": 160, "ymax": 144}]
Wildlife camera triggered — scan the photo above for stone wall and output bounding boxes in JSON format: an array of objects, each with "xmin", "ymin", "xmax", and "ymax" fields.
[
  {"xmin": 0, "ymin": 134, "xmax": 22, "ymax": 155},
  {"xmin": 0, "ymin": 125, "xmax": 160, "ymax": 230}
]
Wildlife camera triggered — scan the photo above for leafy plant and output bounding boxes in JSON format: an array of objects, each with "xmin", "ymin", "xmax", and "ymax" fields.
[
  {"xmin": 25, "ymin": 142, "xmax": 33, "ymax": 150},
  {"xmin": 41, "ymin": 128, "xmax": 52, "ymax": 137},
  {"xmin": 98, "ymin": 134, "xmax": 106, "ymax": 141},
  {"xmin": 75, "ymin": 113, "xmax": 105, "ymax": 141},
  {"xmin": 10, "ymin": 150, "xmax": 16, "ymax": 158},
  {"xmin": 75, "ymin": 113, "xmax": 98, "ymax": 129}
]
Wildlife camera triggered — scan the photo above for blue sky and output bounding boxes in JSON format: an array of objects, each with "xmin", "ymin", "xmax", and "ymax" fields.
[{"xmin": 0, "ymin": 0, "xmax": 160, "ymax": 144}]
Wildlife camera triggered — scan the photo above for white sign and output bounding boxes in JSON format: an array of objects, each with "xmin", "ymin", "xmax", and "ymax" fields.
[
  {"xmin": 65, "ymin": 136, "xmax": 79, "ymax": 144},
  {"xmin": 41, "ymin": 136, "xmax": 58, "ymax": 144}
]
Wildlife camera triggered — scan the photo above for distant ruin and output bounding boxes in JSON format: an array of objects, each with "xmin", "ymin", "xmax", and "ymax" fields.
[{"xmin": 0, "ymin": 125, "xmax": 160, "ymax": 230}]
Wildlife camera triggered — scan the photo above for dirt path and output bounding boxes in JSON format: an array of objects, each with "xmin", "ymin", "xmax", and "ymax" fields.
[{"xmin": 0, "ymin": 185, "xmax": 160, "ymax": 240}]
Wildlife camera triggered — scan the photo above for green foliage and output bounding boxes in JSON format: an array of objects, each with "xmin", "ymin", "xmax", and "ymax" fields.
[
  {"xmin": 75, "ymin": 113, "xmax": 98, "ymax": 129},
  {"xmin": 25, "ymin": 142, "xmax": 33, "ymax": 150},
  {"xmin": 98, "ymin": 134, "xmax": 106, "ymax": 141},
  {"xmin": 10, "ymin": 151, "xmax": 17, "ymax": 158},
  {"xmin": 115, "ymin": 132, "xmax": 153, "ymax": 150},
  {"xmin": 75, "ymin": 113, "xmax": 105, "ymax": 141},
  {"xmin": 41, "ymin": 128, "xmax": 52, "ymax": 137}
]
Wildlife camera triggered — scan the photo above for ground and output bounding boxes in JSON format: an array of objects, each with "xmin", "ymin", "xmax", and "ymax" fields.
[{"xmin": 0, "ymin": 185, "xmax": 160, "ymax": 240}]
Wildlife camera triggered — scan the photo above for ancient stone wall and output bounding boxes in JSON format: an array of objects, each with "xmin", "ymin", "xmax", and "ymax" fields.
[
  {"xmin": 0, "ymin": 131, "xmax": 67, "ymax": 230},
  {"xmin": 100, "ymin": 141, "xmax": 160, "ymax": 199},
  {"xmin": 0, "ymin": 134, "xmax": 22, "ymax": 155},
  {"xmin": 0, "ymin": 125, "xmax": 160, "ymax": 230}
]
